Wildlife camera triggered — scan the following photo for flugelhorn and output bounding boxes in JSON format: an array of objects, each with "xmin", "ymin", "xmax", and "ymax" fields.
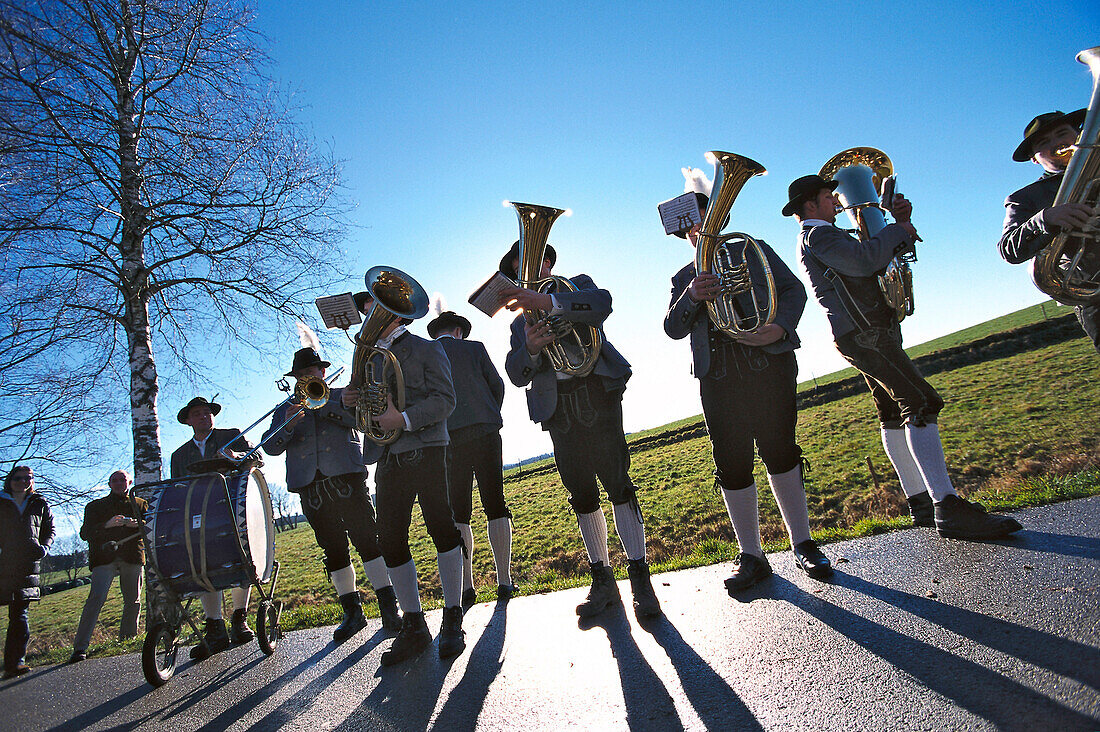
[
  {"xmin": 1032, "ymin": 45, "xmax": 1100, "ymax": 306},
  {"xmin": 819, "ymin": 147, "xmax": 915, "ymax": 321},
  {"xmin": 694, "ymin": 151, "xmax": 777, "ymax": 337},
  {"xmin": 349, "ymin": 265, "xmax": 429, "ymax": 445},
  {"xmin": 509, "ymin": 202, "xmax": 603, "ymax": 377}
]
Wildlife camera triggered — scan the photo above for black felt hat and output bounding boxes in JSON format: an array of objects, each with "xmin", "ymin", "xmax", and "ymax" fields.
[
  {"xmin": 782, "ymin": 174, "xmax": 839, "ymax": 217},
  {"xmin": 499, "ymin": 240, "xmax": 557, "ymax": 280},
  {"xmin": 427, "ymin": 311, "xmax": 472, "ymax": 339},
  {"xmin": 285, "ymin": 347, "xmax": 330, "ymax": 376},
  {"xmin": 672, "ymin": 192, "xmax": 711, "ymax": 239},
  {"xmin": 177, "ymin": 396, "xmax": 222, "ymax": 424},
  {"xmin": 352, "ymin": 291, "xmax": 371, "ymax": 314},
  {"xmin": 1012, "ymin": 109, "xmax": 1087, "ymax": 162}
]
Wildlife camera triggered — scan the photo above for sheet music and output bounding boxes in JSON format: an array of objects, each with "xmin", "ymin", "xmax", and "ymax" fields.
[
  {"xmin": 315, "ymin": 292, "xmax": 362, "ymax": 330},
  {"xmin": 657, "ymin": 192, "xmax": 702, "ymax": 236},
  {"xmin": 468, "ymin": 271, "xmax": 517, "ymax": 317}
]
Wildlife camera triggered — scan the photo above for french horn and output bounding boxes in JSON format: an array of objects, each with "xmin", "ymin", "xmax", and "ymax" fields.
[
  {"xmin": 1031, "ymin": 45, "xmax": 1100, "ymax": 306},
  {"xmin": 349, "ymin": 266, "xmax": 429, "ymax": 445}
]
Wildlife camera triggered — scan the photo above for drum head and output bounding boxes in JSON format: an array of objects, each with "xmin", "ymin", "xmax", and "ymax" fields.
[{"xmin": 242, "ymin": 469, "xmax": 276, "ymax": 583}]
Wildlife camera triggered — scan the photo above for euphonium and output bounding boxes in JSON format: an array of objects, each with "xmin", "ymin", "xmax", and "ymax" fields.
[
  {"xmin": 819, "ymin": 147, "xmax": 915, "ymax": 322},
  {"xmin": 349, "ymin": 266, "xmax": 429, "ymax": 445},
  {"xmin": 509, "ymin": 202, "xmax": 603, "ymax": 377},
  {"xmin": 1031, "ymin": 45, "xmax": 1100, "ymax": 306},
  {"xmin": 694, "ymin": 151, "xmax": 777, "ymax": 337}
]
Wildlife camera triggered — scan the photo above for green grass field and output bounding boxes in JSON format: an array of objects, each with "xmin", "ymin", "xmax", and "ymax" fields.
[{"xmin": 7, "ymin": 305, "xmax": 1100, "ymax": 666}]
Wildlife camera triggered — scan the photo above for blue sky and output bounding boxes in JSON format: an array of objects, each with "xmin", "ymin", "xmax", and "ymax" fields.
[{"xmin": 144, "ymin": 1, "xmax": 1099, "ymax": 495}]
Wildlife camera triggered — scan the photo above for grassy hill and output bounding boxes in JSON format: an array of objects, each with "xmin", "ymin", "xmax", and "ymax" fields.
[{"xmin": 8, "ymin": 301, "xmax": 1100, "ymax": 666}]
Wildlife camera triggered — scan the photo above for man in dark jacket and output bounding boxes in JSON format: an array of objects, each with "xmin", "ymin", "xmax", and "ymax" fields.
[
  {"xmin": 665, "ymin": 191, "xmax": 831, "ymax": 595},
  {"xmin": 428, "ymin": 309, "xmax": 515, "ymax": 606},
  {"xmin": 0, "ymin": 465, "xmax": 55, "ymax": 678},
  {"xmin": 500, "ymin": 240, "xmax": 661, "ymax": 621},
  {"xmin": 68, "ymin": 470, "xmax": 148, "ymax": 663},
  {"xmin": 998, "ymin": 108, "xmax": 1099, "ymax": 352}
]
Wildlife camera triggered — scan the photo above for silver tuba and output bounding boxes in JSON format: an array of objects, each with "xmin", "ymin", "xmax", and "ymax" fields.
[
  {"xmin": 694, "ymin": 151, "xmax": 777, "ymax": 337},
  {"xmin": 1031, "ymin": 45, "xmax": 1100, "ymax": 306},
  {"xmin": 509, "ymin": 202, "xmax": 603, "ymax": 377},
  {"xmin": 819, "ymin": 147, "xmax": 915, "ymax": 322},
  {"xmin": 349, "ymin": 266, "xmax": 429, "ymax": 445}
]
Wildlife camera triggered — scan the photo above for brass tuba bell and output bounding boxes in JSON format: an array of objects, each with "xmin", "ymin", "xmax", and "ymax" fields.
[
  {"xmin": 509, "ymin": 202, "xmax": 603, "ymax": 377},
  {"xmin": 1031, "ymin": 45, "xmax": 1100, "ymax": 306},
  {"xmin": 694, "ymin": 151, "xmax": 777, "ymax": 337},
  {"xmin": 349, "ymin": 265, "xmax": 430, "ymax": 445},
  {"xmin": 819, "ymin": 147, "xmax": 915, "ymax": 321}
]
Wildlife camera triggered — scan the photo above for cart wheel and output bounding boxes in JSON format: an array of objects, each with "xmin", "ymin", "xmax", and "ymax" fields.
[
  {"xmin": 256, "ymin": 600, "xmax": 281, "ymax": 655},
  {"xmin": 142, "ymin": 622, "xmax": 179, "ymax": 687}
]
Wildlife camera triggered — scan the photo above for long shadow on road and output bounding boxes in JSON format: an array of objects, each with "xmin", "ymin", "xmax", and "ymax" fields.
[{"xmin": 430, "ymin": 601, "xmax": 509, "ymax": 730}]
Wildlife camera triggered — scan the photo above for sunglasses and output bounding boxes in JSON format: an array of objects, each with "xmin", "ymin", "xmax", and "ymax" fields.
[{"xmin": 11, "ymin": 475, "xmax": 33, "ymax": 483}]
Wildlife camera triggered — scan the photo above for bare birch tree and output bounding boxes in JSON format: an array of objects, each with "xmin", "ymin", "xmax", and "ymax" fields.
[{"xmin": 0, "ymin": 0, "xmax": 347, "ymax": 486}]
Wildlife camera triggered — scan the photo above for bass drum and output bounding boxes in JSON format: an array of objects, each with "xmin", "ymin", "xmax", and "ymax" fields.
[{"xmin": 145, "ymin": 468, "xmax": 275, "ymax": 597}]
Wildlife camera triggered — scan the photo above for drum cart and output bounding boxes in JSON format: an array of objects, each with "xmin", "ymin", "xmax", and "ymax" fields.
[{"xmin": 136, "ymin": 465, "xmax": 282, "ymax": 688}]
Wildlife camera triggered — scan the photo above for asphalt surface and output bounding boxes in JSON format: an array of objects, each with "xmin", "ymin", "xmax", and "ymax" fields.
[{"xmin": 4, "ymin": 497, "xmax": 1099, "ymax": 731}]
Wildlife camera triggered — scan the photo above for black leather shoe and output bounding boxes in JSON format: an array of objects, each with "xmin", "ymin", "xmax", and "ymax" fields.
[
  {"xmin": 792, "ymin": 540, "xmax": 833, "ymax": 579},
  {"xmin": 190, "ymin": 619, "xmax": 230, "ymax": 661},
  {"xmin": 380, "ymin": 612, "xmax": 432, "ymax": 666},
  {"xmin": 935, "ymin": 495, "xmax": 1024, "ymax": 540},
  {"xmin": 67, "ymin": 652, "xmax": 86, "ymax": 664},
  {"xmin": 626, "ymin": 559, "xmax": 661, "ymax": 619},
  {"xmin": 2, "ymin": 664, "xmax": 29, "ymax": 679},
  {"xmin": 907, "ymin": 493, "xmax": 935, "ymax": 528},
  {"xmin": 496, "ymin": 584, "xmax": 518, "ymax": 602},
  {"xmin": 438, "ymin": 606, "xmax": 466, "ymax": 659},
  {"xmin": 461, "ymin": 587, "xmax": 476, "ymax": 610},
  {"xmin": 376, "ymin": 586, "xmax": 402, "ymax": 634},
  {"xmin": 576, "ymin": 562, "xmax": 621, "ymax": 618},
  {"xmin": 333, "ymin": 592, "xmax": 367, "ymax": 643},
  {"xmin": 230, "ymin": 608, "xmax": 255, "ymax": 644},
  {"xmin": 724, "ymin": 553, "xmax": 772, "ymax": 596}
]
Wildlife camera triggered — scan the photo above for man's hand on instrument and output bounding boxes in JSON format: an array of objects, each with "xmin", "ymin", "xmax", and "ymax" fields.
[
  {"xmin": 373, "ymin": 395, "xmax": 405, "ymax": 432},
  {"xmin": 1044, "ymin": 202, "xmax": 1096, "ymax": 232},
  {"xmin": 341, "ymin": 386, "xmax": 358, "ymax": 408},
  {"xmin": 736, "ymin": 323, "xmax": 787, "ymax": 347},
  {"xmin": 885, "ymin": 193, "xmax": 913, "ymax": 223},
  {"xmin": 687, "ymin": 272, "xmax": 721, "ymax": 302},
  {"xmin": 499, "ymin": 285, "xmax": 554, "ymax": 313},
  {"xmin": 286, "ymin": 402, "xmax": 305, "ymax": 426},
  {"xmin": 524, "ymin": 318, "xmax": 557, "ymax": 355},
  {"xmin": 106, "ymin": 514, "xmax": 137, "ymax": 529}
]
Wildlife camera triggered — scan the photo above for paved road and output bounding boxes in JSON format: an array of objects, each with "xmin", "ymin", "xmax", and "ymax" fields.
[{"xmin": 4, "ymin": 497, "xmax": 1099, "ymax": 731}]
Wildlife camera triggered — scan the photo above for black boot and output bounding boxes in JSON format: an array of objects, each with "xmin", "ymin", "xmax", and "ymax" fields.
[
  {"xmin": 333, "ymin": 592, "xmax": 367, "ymax": 643},
  {"xmin": 438, "ymin": 606, "xmax": 466, "ymax": 659},
  {"xmin": 376, "ymin": 586, "xmax": 401, "ymax": 634},
  {"xmin": 575, "ymin": 562, "xmax": 621, "ymax": 618},
  {"xmin": 380, "ymin": 612, "xmax": 432, "ymax": 666},
  {"xmin": 626, "ymin": 559, "xmax": 661, "ymax": 619},
  {"xmin": 189, "ymin": 619, "xmax": 230, "ymax": 661},
  {"xmin": 907, "ymin": 492, "xmax": 935, "ymax": 528},
  {"xmin": 724, "ymin": 553, "xmax": 772, "ymax": 596},
  {"xmin": 935, "ymin": 495, "xmax": 1023, "ymax": 540},
  {"xmin": 230, "ymin": 608, "xmax": 255, "ymax": 644}
]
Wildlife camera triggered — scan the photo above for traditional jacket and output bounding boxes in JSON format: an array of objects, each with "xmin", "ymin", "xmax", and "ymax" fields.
[
  {"xmin": 169, "ymin": 427, "xmax": 247, "ymax": 480},
  {"xmin": 437, "ymin": 336, "xmax": 504, "ymax": 437},
  {"xmin": 999, "ymin": 172, "xmax": 1061, "ymax": 264}
]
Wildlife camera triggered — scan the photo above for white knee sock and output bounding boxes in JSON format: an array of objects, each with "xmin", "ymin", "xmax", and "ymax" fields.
[
  {"xmin": 230, "ymin": 586, "xmax": 250, "ymax": 611},
  {"xmin": 456, "ymin": 523, "xmax": 475, "ymax": 592},
  {"xmin": 881, "ymin": 427, "xmax": 929, "ymax": 498},
  {"xmin": 437, "ymin": 545, "xmax": 464, "ymax": 609},
  {"xmin": 387, "ymin": 560, "xmax": 422, "ymax": 614},
  {"xmin": 487, "ymin": 517, "xmax": 513, "ymax": 586},
  {"xmin": 576, "ymin": 509, "xmax": 610, "ymax": 566},
  {"xmin": 200, "ymin": 591, "xmax": 223, "ymax": 620},
  {"xmin": 722, "ymin": 484, "xmax": 763, "ymax": 558},
  {"xmin": 768, "ymin": 465, "xmax": 812, "ymax": 547},
  {"xmin": 330, "ymin": 564, "xmax": 356, "ymax": 597},
  {"xmin": 905, "ymin": 423, "xmax": 958, "ymax": 503},
  {"xmin": 612, "ymin": 502, "xmax": 647, "ymax": 562},
  {"xmin": 362, "ymin": 556, "xmax": 391, "ymax": 591}
]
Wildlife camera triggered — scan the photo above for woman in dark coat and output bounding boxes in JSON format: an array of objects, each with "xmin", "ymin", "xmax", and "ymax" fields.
[{"xmin": 1, "ymin": 465, "xmax": 55, "ymax": 678}]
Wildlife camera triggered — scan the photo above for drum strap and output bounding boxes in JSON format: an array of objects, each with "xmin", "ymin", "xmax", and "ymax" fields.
[{"xmin": 183, "ymin": 477, "xmax": 218, "ymax": 593}]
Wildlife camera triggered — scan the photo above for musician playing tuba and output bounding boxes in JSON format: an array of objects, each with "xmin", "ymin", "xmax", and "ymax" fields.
[
  {"xmin": 999, "ymin": 107, "xmax": 1100, "ymax": 353},
  {"xmin": 788, "ymin": 173, "xmax": 1022, "ymax": 541},
  {"xmin": 665, "ymin": 162, "xmax": 832, "ymax": 594},
  {"xmin": 498, "ymin": 234, "xmax": 661, "ymax": 621}
]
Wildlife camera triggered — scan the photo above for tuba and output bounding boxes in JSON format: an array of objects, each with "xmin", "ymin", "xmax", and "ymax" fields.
[
  {"xmin": 509, "ymin": 202, "xmax": 603, "ymax": 377},
  {"xmin": 1031, "ymin": 45, "xmax": 1100, "ymax": 306},
  {"xmin": 694, "ymin": 151, "xmax": 777, "ymax": 337},
  {"xmin": 349, "ymin": 266, "xmax": 429, "ymax": 445},
  {"xmin": 819, "ymin": 147, "xmax": 915, "ymax": 322}
]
